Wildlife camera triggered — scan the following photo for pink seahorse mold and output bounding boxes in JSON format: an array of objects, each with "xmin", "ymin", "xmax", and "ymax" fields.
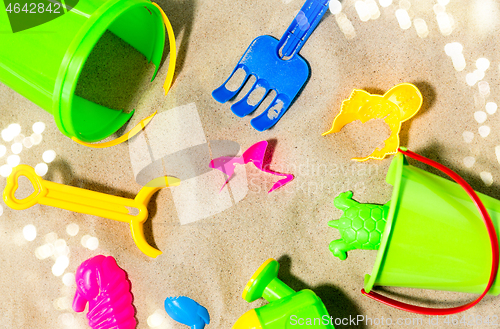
[{"xmin": 73, "ymin": 255, "xmax": 137, "ymax": 329}]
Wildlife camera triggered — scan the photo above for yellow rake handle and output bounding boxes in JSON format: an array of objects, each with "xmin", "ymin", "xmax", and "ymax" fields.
[{"xmin": 3, "ymin": 165, "xmax": 179, "ymax": 258}]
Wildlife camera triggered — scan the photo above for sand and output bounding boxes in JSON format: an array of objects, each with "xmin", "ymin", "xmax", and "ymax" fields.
[{"xmin": 1, "ymin": 0, "xmax": 500, "ymax": 328}]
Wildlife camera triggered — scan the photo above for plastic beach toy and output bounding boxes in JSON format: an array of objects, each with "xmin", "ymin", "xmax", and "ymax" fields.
[
  {"xmin": 329, "ymin": 148, "xmax": 499, "ymax": 315},
  {"xmin": 323, "ymin": 83, "xmax": 423, "ymax": 161},
  {"xmin": 213, "ymin": 0, "xmax": 330, "ymax": 131},
  {"xmin": 164, "ymin": 296, "xmax": 210, "ymax": 329},
  {"xmin": 210, "ymin": 140, "xmax": 293, "ymax": 193},
  {"xmin": 233, "ymin": 258, "xmax": 334, "ymax": 329},
  {"xmin": 328, "ymin": 191, "xmax": 388, "ymax": 260},
  {"xmin": 73, "ymin": 255, "xmax": 136, "ymax": 329},
  {"xmin": 3, "ymin": 165, "xmax": 180, "ymax": 257},
  {"xmin": 0, "ymin": 0, "xmax": 176, "ymax": 144}
]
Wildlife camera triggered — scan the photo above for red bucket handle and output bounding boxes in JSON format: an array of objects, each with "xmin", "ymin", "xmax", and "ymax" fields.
[{"xmin": 361, "ymin": 148, "xmax": 499, "ymax": 315}]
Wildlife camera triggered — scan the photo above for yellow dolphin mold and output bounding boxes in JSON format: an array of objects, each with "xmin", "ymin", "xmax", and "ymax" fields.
[{"xmin": 323, "ymin": 83, "xmax": 423, "ymax": 161}]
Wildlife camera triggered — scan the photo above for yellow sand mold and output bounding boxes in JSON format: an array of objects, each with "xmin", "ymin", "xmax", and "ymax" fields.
[{"xmin": 323, "ymin": 83, "xmax": 423, "ymax": 161}]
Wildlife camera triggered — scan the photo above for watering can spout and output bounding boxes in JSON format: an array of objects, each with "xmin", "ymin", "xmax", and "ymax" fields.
[{"xmin": 236, "ymin": 259, "xmax": 335, "ymax": 328}]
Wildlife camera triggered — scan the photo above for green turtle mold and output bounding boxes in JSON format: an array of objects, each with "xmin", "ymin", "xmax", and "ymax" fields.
[{"xmin": 328, "ymin": 191, "xmax": 389, "ymax": 260}]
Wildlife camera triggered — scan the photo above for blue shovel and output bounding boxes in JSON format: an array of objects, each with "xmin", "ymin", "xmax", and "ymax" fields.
[{"xmin": 212, "ymin": 0, "xmax": 330, "ymax": 131}]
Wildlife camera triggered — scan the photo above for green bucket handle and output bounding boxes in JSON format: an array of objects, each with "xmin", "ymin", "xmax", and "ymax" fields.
[{"xmin": 361, "ymin": 147, "xmax": 499, "ymax": 315}]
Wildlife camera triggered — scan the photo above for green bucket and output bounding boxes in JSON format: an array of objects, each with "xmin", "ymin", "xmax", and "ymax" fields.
[
  {"xmin": 364, "ymin": 152, "xmax": 500, "ymax": 297},
  {"xmin": 0, "ymin": 0, "xmax": 166, "ymax": 142}
]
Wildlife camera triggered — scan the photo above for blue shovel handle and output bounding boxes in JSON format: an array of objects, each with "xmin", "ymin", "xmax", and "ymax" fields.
[{"xmin": 277, "ymin": 0, "xmax": 330, "ymax": 59}]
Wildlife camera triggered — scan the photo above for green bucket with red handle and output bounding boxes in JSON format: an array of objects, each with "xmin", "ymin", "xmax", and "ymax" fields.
[{"xmin": 362, "ymin": 148, "xmax": 499, "ymax": 315}]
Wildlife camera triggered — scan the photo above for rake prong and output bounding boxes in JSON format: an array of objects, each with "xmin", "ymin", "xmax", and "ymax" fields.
[
  {"xmin": 212, "ymin": 65, "xmax": 250, "ymax": 104},
  {"xmin": 251, "ymin": 93, "xmax": 291, "ymax": 131},
  {"xmin": 231, "ymin": 79, "xmax": 270, "ymax": 117}
]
